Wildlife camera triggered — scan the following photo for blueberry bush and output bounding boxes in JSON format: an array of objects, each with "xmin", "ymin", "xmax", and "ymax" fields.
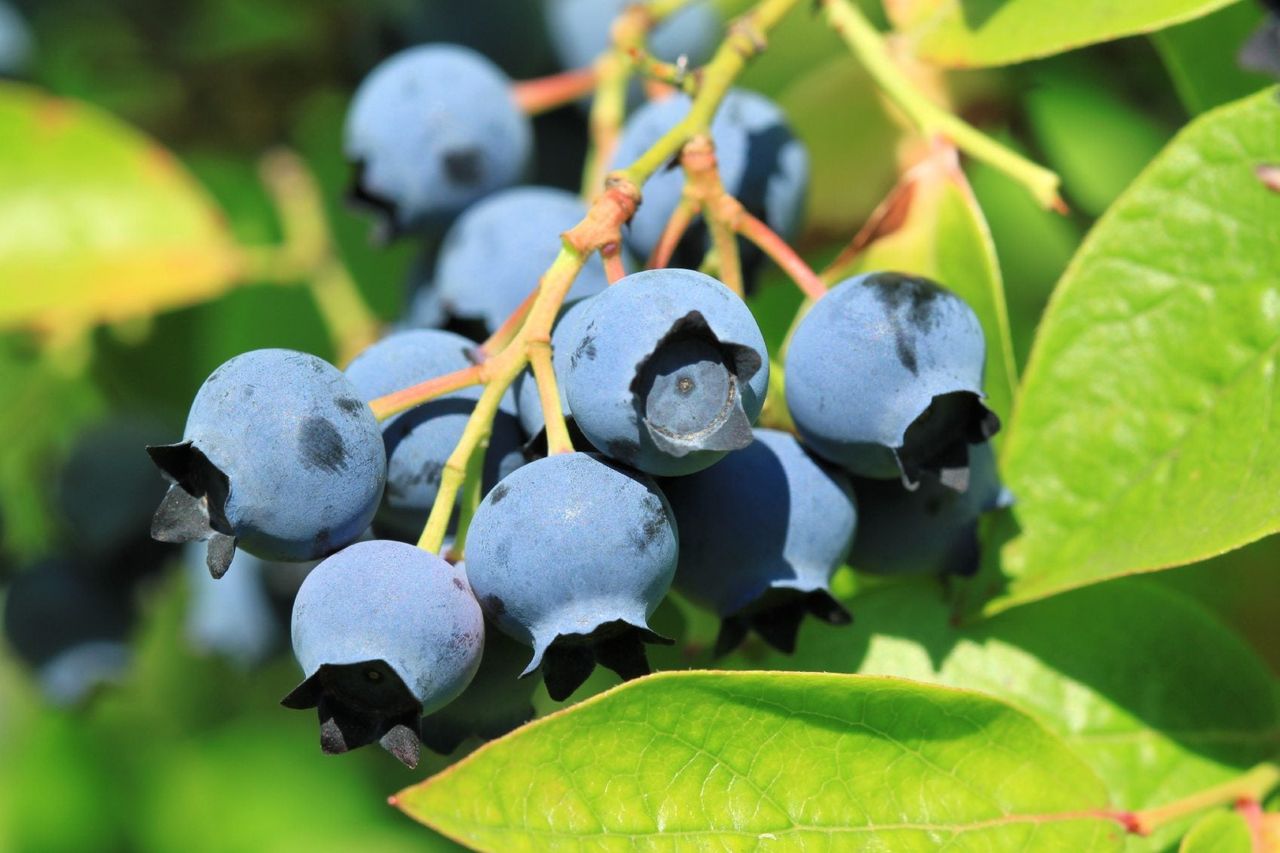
[{"xmin": 2, "ymin": 0, "xmax": 1279, "ymax": 850}]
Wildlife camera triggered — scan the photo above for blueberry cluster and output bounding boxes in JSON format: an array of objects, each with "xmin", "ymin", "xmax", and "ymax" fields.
[{"xmin": 3, "ymin": 15, "xmax": 1009, "ymax": 769}]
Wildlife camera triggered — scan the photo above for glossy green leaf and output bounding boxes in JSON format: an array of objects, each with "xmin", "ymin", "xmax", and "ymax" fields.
[
  {"xmin": 720, "ymin": 580, "xmax": 1280, "ymax": 850},
  {"xmin": 397, "ymin": 671, "xmax": 1125, "ymax": 851},
  {"xmin": 890, "ymin": 0, "xmax": 1239, "ymax": 68},
  {"xmin": 0, "ymin": 83, "xmax": 241, "ymax": 338},
  {"xmin": 836, "ymin": 147, "xmax": 1018, "ymax": 426},
  {"xmin": 1153, "ymin": 3, "xmax": 1273, "ymax": 115},
  {"xmin": 1178, "ymin": 809, "xmax": 1252, "ymax": 852},
  {"xmin": 992, "ymin": 88, "xmax": 1280, "ymax": 615}
]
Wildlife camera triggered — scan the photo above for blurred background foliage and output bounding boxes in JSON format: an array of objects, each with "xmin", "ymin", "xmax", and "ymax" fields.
[{"xmin": 0, "ymin": 0, "xmax": 1275, "ymax": 851}]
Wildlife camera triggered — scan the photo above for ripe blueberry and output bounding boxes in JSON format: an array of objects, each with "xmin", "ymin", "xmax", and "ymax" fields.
[
  {"xmin": 544, "ymin": 0, "xmax": 720, "ymax": 75},
  {"xmin": 183, "ymin": 542, "xmax": 289, "ymax": 670},
  {"xmin": 0, "ymin": 2, "xmax": 31, "ymax": 76},
  {"xmin": 148, "ymin": 349, "xmax": 386, "ymax": 579},
  {"xmin": 418, "ymin": 623, "xmax": 539, "ymax": 755},
  {"xmin": 785, "ymin": 272, "xmax": 1000, "ymax": 489},
  {"xmin": 436, "ymin": 187, "xmax": 627, "ymax": 334},
  {"xmin": 611, "ymin": 90, "xmax": 808, "ymax": 269},
  {"xmin": 848, "ymin": 442, "xmax": 1012, "ymax": 577},
  {"xmin": 661, "ymin": 428, "xmax": 857, "ymax": 655},
  {"xmin": 465, "ymin": 452, "xmax": 678, "ymax": 701},
  {"xmin": 562, "ymin": 269, "xmax": 768, "ymax": 476},
  {"xmin": 283, "ymin": 540, "xmax": 484, "ymax": 767},
  {"xmin": 344, "ymin": 44, "xmax": 532, "ymax": 237},
  {"xmin": 344, "ymin": 330, "xmax": 524, "ymax": 540}
]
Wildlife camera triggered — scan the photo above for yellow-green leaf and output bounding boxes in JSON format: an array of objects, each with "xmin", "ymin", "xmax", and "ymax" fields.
[
  {"xmin": 991, "ymin": 88, "xmax": 1280, "ymax": 615},
  {"xmin": 0, "ymin": 83, "xmax": 242, "ymax": 337},
  {"xmin": 892, "ymin": 0, "xmax": 1238, "ymax": 68},
  {"xmin": 1178, "ymin": 809, "xmax": 1252, "ymax": 852},
  {"xmin": 396, "ymin": 671, "xmax": 1126, "ymax": 851}
]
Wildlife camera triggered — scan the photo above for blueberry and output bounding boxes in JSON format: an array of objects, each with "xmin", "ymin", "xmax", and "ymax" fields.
[
  {"xmin": 544, "ymin": 0, "xmax": 720, "ymax": 74},
  {"xmin": 418, "ymin": 622, "xmax": 539, "ymax": 755},
  {"xmin": 282, "ymin": 540, "xmax": 484, "ymax": 767},
  {"xmin": 848, "ymin": 442, "xmax": 1012, "ymax": 577},
  {"xmin": 513, "ymin": 297, "xmax": 593, "ymax": 441},
  {"xmin": 344, "ymin": 44, "xmax": 532, "ymax": 237},
  {"xmin": 562, "ymin": 269, "xmax": 768, "ymax": 476},
  {"xmin": 465, "ymin": 452, "xmax": 678, "ymax": 701},
  {"xmin": 183, "ymin": 542, "xmax": 287, "ymax": 670},
  {"xmin": 344, "ymin": 330, "xmax": 524, "ymax": 540},
  {"xmin": 611, "ymin": 90, "xmax": 808, "ymax": 269},
  {"xmin": 785, "ymin": 272, "xmax": 1001, "ymax": 489},
  {"xmin": 436, "ymin": 187, "xmax": 625, "ymax": 333},
  {"xmin": 2, "ymin": 559, "xmax": 134, "ymax": 705},
  {"xmin": 661, "ymin": 428, "xmax": 857, "ymax": 655},
  {"xmin": 148, "ymin": 349, "xmax": 386, "ymax": 579},
  {"xmin": 0, "ymin": 1, "xmax": 31, "ymax": 77}
]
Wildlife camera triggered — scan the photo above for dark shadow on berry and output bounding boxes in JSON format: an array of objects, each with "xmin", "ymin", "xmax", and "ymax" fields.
[{"xmin": 345, "ymin": 159, "xmax": 401, "ymax": 244}]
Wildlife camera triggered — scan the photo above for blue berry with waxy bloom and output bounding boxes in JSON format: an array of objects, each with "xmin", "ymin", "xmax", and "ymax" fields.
[
  {"xmin": 418, "ymin": 621, "xmax": 541, "ymax": 755},
  {"xmin": 848, "ymin": 442, "xmax": 1012, "ymax": 577},
  {"xmin": 785, "ymin": 272, "xmax": 1000, "ymax": 490},
  {"xmin": 562, "ymin": 269, "xmax": 768, "ymax": 477},
  {"xmin": 0, "ymin": 1, "xmax": 32, "ymax": 77},
  {"xmin": 344, "ymin": 44, "xmax": 532, "ymax": 238},
  {"xmin": 465, "ymin": 452, "xmax": 679, "ymax": 701},
  {"xmin": 148, "ymin": 349, "xmax": 386, "ymax": 579},
  {"xmin": 661, "ymin": 428, "xmax": 857, "ymax": 655},
  {"xmin": 282, "ymin": 540, "xmax": 484, "ymax": 767},
  {"xmin": 344, "ymin": 330, "xmax": 524, "ymax": 540},
  {"xmin": 183, "ymin": 542, "xmax": 288, "ymax": 670},
  {"xmin": 544, "ymin": 0, "xmax": 720, "ymax": 76},
  {"xmin": 3, "ymin": 558, "xmax": 134, "ymax": 706},
  {"xmin": 436, "ymin": 187, "xmax": 627, "ymax": 334},
  {"xmin": 611, "ymin": 89, "xmax": 808, "ymax": 270}
]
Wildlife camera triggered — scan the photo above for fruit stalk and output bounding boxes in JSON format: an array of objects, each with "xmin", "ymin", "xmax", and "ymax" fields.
[
  {"xmin": 414, "ymin": 0, "xmax": 806, "ymax": 555},
  {"xmin": 512, "ymin": 67, "xmax": 599, "ymax": 115},
  {"xmin": 818, "ymin": 0, "xmax": 1065, "ymax": 212}
]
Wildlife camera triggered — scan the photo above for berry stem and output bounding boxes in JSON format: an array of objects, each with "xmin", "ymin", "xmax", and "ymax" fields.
[
  {"xmin": 626, "ymin": 47, "xmax": 699, "ymax": 94},
  {"xmin": 582, "ymin": 51, "xmax": 630, "ymax": 198},
  {"xmin": 479, "ymin": 287, "xmax": 538, "ymax": 360},
  {"xmin": 818, "ymin": 0, "xmax": 1065, "ymax": 212},
  {"xmin": 512, "ymin": 67, "xmax": 598, "ymax": 115},
  {"xmin": 735, "ymin": 211, "xmax": 826, "ymax": 300},
  {"xmin": 601, "ymin": 245, "xmax": 627, "ymax": 283},
  {"xmin": 369, "ymin": 365, "xmax": 485, "ymax": 422},
  {"xmin": 682, "ymin": 136, "xmax": 745, "ymax": 296},
  {"xmin": 529, "ymin": 339, "xmax": 574, "ymax": 455},
  {"xmin": 648, "ymin": 196, "xmax": 699, "ymax": 269}
]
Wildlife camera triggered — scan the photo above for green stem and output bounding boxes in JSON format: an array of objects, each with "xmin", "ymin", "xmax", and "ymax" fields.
[{"xmin": 819, "ymin": 0, "xmax": 1064, "ymax": 211}]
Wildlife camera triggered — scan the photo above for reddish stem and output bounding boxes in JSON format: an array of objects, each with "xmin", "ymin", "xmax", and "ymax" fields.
[
  {"xmin": 647, "ymin": 197, "xmax": 698, "ymax": 269},
  {"xmin": 369, "ymin": 364, "xmax": 485, "ymax": 421},
  {"xmin": 735, "ymin": 211, "xmax": 826, "ymax": 300},
  {"xmin": 512, "ymin": 67, "xmax": 598, "ymax": 115},
  {"xmin": 601, "ymin": 245, "xmax": 627, "ymax": 283}
]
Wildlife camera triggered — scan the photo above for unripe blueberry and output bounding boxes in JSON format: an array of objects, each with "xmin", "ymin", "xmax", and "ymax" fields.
[
  {"xmin": 344, "ymin": 44, "xmax": 532, "ymax": 237},
  {"xmin": 785, "ymin": 272, "xmax": 1000, "ymax": 489},
  {"xmin": 849, "ymin": 442, "xmax": 1012, "ymax": 577},
  {"xmin": 344, "ymin": 330, "xmax": 524, "ymax": 540},
  {"xmin": 562, "ymin": 269, "xmax": 769, "ymax": 476},
  {"xmin": 283, "ymin": 540, "xmax": 484, "ymax": 767},
  {"xmin": 465, "ymin": 452, "xmax": 678, "ymax": 701},
  {"xmin": 661, "ymin": 428, "xmax": 857, "ymax": 654},
  {"xmin": 148, "ymin": 349, "xmax": 386, "ymax": 579}
]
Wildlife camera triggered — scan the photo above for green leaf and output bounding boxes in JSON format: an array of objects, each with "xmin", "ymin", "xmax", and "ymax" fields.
[
  {"xmin": 396, "ymin": 671, "xmax": 1125, "ymax": 851},
  {"xmin": 0, "ymin": 83, "xmax": 241, "ymax": 339},
  {"xmin": 890, "ymin": 0, "xmax": 1239, "ymax": 68},
  {"xmin": 720, "ymin": 580, "xmax": 1280, "ymax": 850},
  {"xmin": 835, "ymin": 147, "xmax": 1018, "ymax": 427},
  {"xmin": 991, "ymin": 88, "xmax": 1280, "ymax": 615},
  {"xmin": 1153, "ymin": 3, "xmax": 1273, "ymax": 115},
  {"xmin": 1178, "ymin": 809, "xmax": 1252, "ymax": 852}
]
